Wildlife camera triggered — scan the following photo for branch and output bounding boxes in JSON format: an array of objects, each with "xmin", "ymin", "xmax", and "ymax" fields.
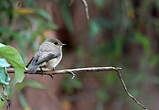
[
  {"xmin": 116, "ymin": 70, "xmax": 148, "ymax": 110},
  {"xmin": 7, "ymin": 66, "xmax": 147, "ymax": 109},
  {"xmin": 81, "ymin": 0, "xmax": 90, "ymax": 20}
]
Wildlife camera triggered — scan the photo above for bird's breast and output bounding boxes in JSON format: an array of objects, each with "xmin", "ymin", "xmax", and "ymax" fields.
[{"xmin": 46, "ymin": 55, "xmax": 62, "ymax": 69}]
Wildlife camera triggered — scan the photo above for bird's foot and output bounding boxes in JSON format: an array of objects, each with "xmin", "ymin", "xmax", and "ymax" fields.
[
  {"xmin": 53, "ymin": 67, "xmax": 55, "ymax": 71},
  {"xmin": 39, "ymin": 67, "xmax": 45, "ymax": 76},
  {"xmin": 49, "ymin": 74, "xmax": 54, "ymax": 79},
  {"xmin": 48, "ymin": 67, "xmax": 56, "ymax": 80},
  {"xmin": 69, "ymin": 71, "xmax": 76, "ymax": 79}
]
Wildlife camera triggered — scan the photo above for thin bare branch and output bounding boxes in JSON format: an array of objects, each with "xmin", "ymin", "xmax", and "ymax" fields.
[
  {"xmin": 7, "ymin": 67, "xmax": 121, "ymax": 75},
  {"xmin": 116, "ymin": 70, "xmax": 148, "ymax": 110},
  {"xmin": 7, "ymin": 66, "xmax": 147, "ymax": 109},
  {"xmin": 81, "ymin": 0, "xmax": 90, "ymax": 20}
]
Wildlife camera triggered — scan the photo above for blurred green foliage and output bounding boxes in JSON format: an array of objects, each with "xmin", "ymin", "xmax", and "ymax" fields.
[
  {"xmin": 0, "ymin": 0, "xmax": 56, "ymax": 109},
  {"xmin": 0, "ymin": 0, "xmax": 57, "ymax": 63},
  {"xmin": 0, "ymin": 59, "xmax": 10, "ymax": 86},
  {"xmin": 61, "ymin": 74, "xmax": 82, "ymax": 94},
  {"xmin": 0, "ymin": 0, "xmax": 159, "ymax": 109},
  {"xmin": 0, "ymin": 43, "xmax": 25, "ymax": 108},
  {"xmin": 97, "ymin": 89, "xmax": 109, "ymax": 102}
]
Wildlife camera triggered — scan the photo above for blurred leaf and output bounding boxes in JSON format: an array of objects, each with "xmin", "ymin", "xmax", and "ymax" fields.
[
  {"xmin": 61, "ymin": 75, "xmax": 82, "ymax": 94},
  {"xmin": 113, "ymin": 36, "xmax": 124, "ymax": 57},
  {"xmin": 14, "ymin": 8, "xmax": 35, "ymax": 14},
  {"xmin": 0, "ymin": 58, "xmax": 10, "ymax": 67},
  {"xmin": 103, "ymin": 72, "xmax": 118, "ymax": 86},
  {"xmin": 44, "ymin": 22, "xmax": 58, "ymax": 30},
  {"xmin": 0, "ymin": 44, "xmax": 25, "ymax": 84},
  {"xmin": 150, "ymin": 55, "xmax": 159, "ymax": 67},
  {"xmin": 0, "ymin": 96, "xmax": 6, "ymax": 109},
  {"xmin": 97, "ymin": 89, "xmax": 109, "ymax": 102},
  {"xmin": 89, "ymin": 20, "xmax": 101, "ymax": 37},
  {"xmin": 37, "ymin": 9, "xmax": 52, "ymax": 21},
  {"xmin": 0, "ymin": 86, "xmax": 8, "ymax": 108},
  {"xmin": 25, "ymin": 0, "xmax": 35, "ymax": 7},
  {"xmin": 17, "ymin": 79, "xmax": 46, "ymax": 91},
  {"xmin": 25, "ymin": 79, "xmax": 46, "ymax": 89},
  {"xmin": 135, "ymin": 32, "xmax": 151, "ymax": 55},
  {"xmin": 0, "ymin": 26, "xmax": 23, "ymax": 38},
  {"xmin": 131, "ymin": 72, "xmax": 146, "ymax": 84},
  {"xmin": 62, "ymin": 100, "xmax": 71, "ymax": 110},
  {"xmin": 0, "ymin": 68, "xmax": 10, "ymax": 85},
  {"xmin": 89, "ymin": 18, "xmax": 113, "ymax": 37},
  {"xmin": 60, "ymin": 0, "xmax": 73, "ymax": 33},
  {"xmin": 19, "ymin": 93, "xmax": 31, "ymax": 110},
  {"xmin": 0, "ymin": 0, "xmax": 13, "ymax": 24},
  {"xmin": 3, "ymin": 85, "xmax": 10, "ymax": 97},
  {"xmin": 0, "ymin": 44, "xmax": 5, "ymax": 48},
  {"xmin": 0, "ymin": 56, "xmax": 10, "ymax": 88},
  {"xmin": 71, "ymin": 79, "xmax": 82, "ymax": 88},
  {"xmin": 94, "ymin": 0, "xmax": 104, "ymax": 8}
]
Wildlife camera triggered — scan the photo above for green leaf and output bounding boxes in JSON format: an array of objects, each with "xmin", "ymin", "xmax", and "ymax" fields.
[
  {"xmin": 71, "ymin": 79, "xmax": 82, "ymax": 88},
  {"xmin": 114, "ymin": 36, "xmax": 124, "ymax": 57},
  {"xmin": 0, "ymin": 27, "xmax": 22, "ymax": 39},
  {"xmin": 61, "ymin": 75, "xmax": 82, "ymax": 94},
  {"xmin": 19, "ymin": 93, "xmax": 30, "ymax": 110},
  {"xmin": 0, "ymin": 58, "xmax": 10, "ymax": 67},
  {"xmin": 135, "ymin": 32, "xmax": 151, "ymax": 55},
  {"xmin": 103, "ymin": 72, "xmax": 118, "ymax": 86},
  {"xmin": 0, "ymin": 44, "xmax": 25, "ymax": 84},
  {"xmin": 25, "ymin": 79, "xmax": 46, "ymax": 89},
  {"xmin": 89, "ymin": 20, "xmax": 101, "ymax": 37},
  {"xmin": 16, "ymin": 79, "xmax": 46, "ymax": 91},
  {"xmin": 97, "ymin": 89, "xmax": 109, "ymax": 102},
  {"xmin": 0, "ymin": 95, "xmax": 6, "ymax": 109},
  {"xmin": 94, "ymin": 0, "xmax": 104, "ymax": 8},
  {"xmin": 150, "ymin": 55, "xmax": 159, "ymax": 67},
  {"xmin": 0, "ymin": 68, "xmax": 10, "ymax": 85},
  {"xmin": 0, "ymin": 44, "xmax": 5, "ymax": 48},
  {"xmin": 37, "ymin": 9, "xmax": 52, "ymax": 21}
]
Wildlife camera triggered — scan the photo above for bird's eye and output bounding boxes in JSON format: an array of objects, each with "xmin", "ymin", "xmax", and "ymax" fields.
[{"xmin": 54, "ymin": 42, "xmax": 58, "ymax": 45}]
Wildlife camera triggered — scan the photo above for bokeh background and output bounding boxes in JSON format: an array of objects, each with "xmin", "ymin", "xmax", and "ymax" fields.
[{"xmin": 0, "ymin": 0, "xmax": 159, "ymax": 110}]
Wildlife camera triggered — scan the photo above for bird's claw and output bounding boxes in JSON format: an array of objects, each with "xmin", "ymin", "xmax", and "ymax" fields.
[
  {"xmin": 70, "ymin": 71, "xmax": 76, "ymax": 79},
  {"xmin": 40, "ymin": 67, "xmax": 44, "ymax": 72},
  {"xmin": 49, "ymin": 74, "xmax": 54, "ymax": 80}
]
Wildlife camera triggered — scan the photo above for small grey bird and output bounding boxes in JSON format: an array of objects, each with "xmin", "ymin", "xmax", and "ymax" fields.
[{"xmin": 27, "ymin": 38, "xmax": 65, "ymax": 73}]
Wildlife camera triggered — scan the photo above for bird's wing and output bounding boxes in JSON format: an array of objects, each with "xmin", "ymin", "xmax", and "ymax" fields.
[
  {"xmin": 36, "ymin": 52, "xmax": 59, "ymax": 65},
  {"xmin": 31, "ymin": 53, "xmax": 40, "ymax": 66},
  {"xmin": 36, "ymin": 41, "xmax": 61, "ymax": 65},
  {"xmin": 27, "ymin": 53, "xmax": 40, "ymax": 73}
]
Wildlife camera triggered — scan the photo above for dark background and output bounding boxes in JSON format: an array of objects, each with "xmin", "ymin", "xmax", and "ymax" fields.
[{"xmin": 0, "ymin": 0, "xmax": 159, "ymax": 110}]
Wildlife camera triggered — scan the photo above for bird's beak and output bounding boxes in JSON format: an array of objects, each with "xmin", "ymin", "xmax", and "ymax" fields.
[{"xmin": 62, "ymin": 43, "xmax": 66, "ymax": 46}]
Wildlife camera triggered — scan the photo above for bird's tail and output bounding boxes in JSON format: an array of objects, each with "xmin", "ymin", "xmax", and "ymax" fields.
[{"xmin": 27, "ymin": 65, "xmax": 38, "ymax": 73}]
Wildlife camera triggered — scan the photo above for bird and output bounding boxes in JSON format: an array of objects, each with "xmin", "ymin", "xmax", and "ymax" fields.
[{"xmin": 27, "ymin": 37, "xmax": 65, "ymax": 74}]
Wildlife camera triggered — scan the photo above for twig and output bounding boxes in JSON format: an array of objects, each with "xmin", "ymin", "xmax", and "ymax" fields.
[
  {"xmin": 7, "ymin": 67, "xmax": 121, "ymax": 75},
  {"xmin": 81, "ymin": 0, "xmax": 90, "ymax": 20},
  {"xmin": 116, "ymin": 70, "xmax": 148, "ymax": 110},
  {"xmin": 7, "ymin": 66, "xmax": 147, "ymax": 109}
]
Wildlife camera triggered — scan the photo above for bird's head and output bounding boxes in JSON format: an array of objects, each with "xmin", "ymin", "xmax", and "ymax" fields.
[{"xmin": 46, "ymin": 38, "xmax": 66, "ymax": 47}]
